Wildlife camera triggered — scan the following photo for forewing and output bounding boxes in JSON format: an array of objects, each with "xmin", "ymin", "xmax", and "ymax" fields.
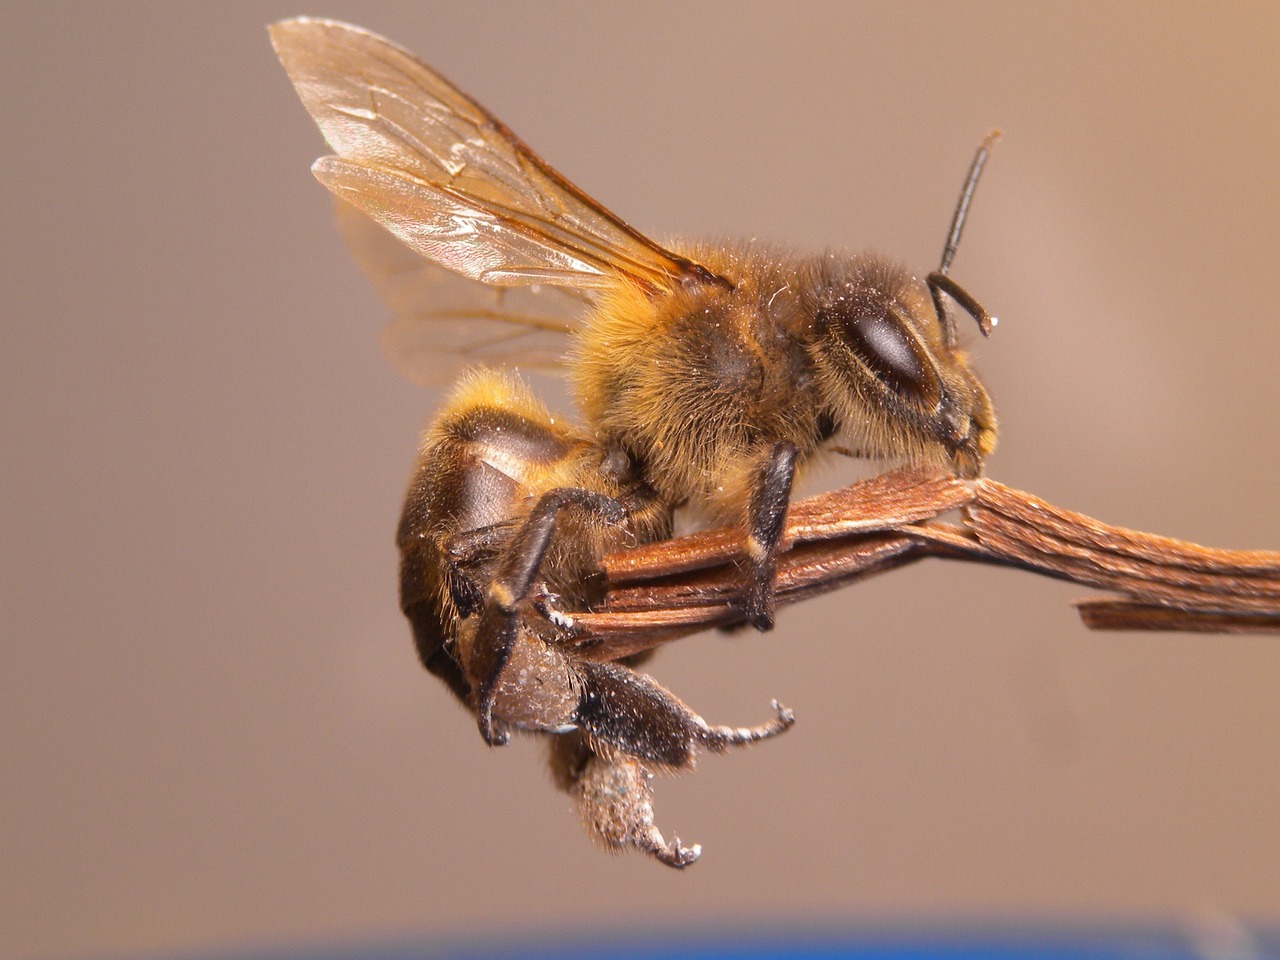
[
  {"xmin": 270, "ymin": 17, "xmax": 711, "ymax": 296},
  {"xmin": 334, "ymin": 200, "xmax": 585, "ymax": 386}
]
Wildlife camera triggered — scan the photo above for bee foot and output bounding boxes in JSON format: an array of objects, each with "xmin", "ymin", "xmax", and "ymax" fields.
[
  {"xmin": 742, "ymin": 576, "xmax": 777, "ymax": 632},
  {"xmin": 652, "ymin": 835, "xmax": 702, "ymax": 869},
  {"xmin": 699, "ymin": 698, "xmax": 796, "ymax": 751},
  {"xmin": 476, "ymin": 707, "xmax": 510, "ymax": 747},
  {"xmin": 533, "ymin": 589, "xmax": 577, "ymax": 633},
  {"xmin": 769, "ymin": 698, "xmax": 797, "ymax": 728}
]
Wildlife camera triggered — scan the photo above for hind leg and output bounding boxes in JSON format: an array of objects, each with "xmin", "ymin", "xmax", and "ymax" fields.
[
  {"xmin": 572, "ymin": 660, "xmax": 794, "ymax": 769},
  {"xmin": 547, "ymin": 668, "xmax": 795, "ymax": 869},
  {"xmin": 548, "ymin": 733, "xmax": 700, "ymax": 869}
]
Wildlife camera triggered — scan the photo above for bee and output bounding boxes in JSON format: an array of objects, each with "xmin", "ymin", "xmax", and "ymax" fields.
[{"xmin": 271, "ymin": 17, "xmax": 998, "ymax": 865}]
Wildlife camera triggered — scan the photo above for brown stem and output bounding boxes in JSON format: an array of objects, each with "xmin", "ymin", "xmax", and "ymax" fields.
[{"xmin": 565, "ymin": 466, "xmax": 1280, "ymax": 662}]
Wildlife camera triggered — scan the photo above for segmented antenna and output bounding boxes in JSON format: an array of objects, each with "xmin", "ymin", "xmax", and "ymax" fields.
[{"xmin": 928, "ymin": 129, "xmax": 1001, "ymax": 344}]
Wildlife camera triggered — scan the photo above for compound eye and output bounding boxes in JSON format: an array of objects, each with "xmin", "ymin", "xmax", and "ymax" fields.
[{"xmin": 846, "ymin": 312, "xmax": 939, "ymax": 404}]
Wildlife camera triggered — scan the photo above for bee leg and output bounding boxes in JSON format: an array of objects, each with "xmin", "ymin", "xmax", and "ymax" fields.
[
  {"xmin": 696, "ymin": 698, "xmax": 796, "ymax": 752},
  {"xmin": 577, "ymin": 753, "xmax": 702, "ymax": 869},
  {"xmin": 743, "ymin": 440, "xmax": 798, "ymax": 631},
  {"xmin": 472, "ymin": 487, "xmax": 628, "ymax": 746},
  {"xmin": 566, "ymin": 663, "xmax": 794, "ymax": 865},
  {"xmin": 397, "ymin": 518, "xmax": 519, "ymax": 706},
  {"xmin": 573, "ymin": 660, "xmax": 795, "ymax": 769},
  {"xmin": 549, "ymin": 734, "xmax": 701, "ymax": 869},
  {"xmin": 441, "ymin": 520, "xmax": 518, "ymax": 617}
]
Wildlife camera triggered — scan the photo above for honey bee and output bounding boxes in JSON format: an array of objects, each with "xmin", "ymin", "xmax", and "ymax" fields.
[{"xmin": 272, "ymin": 17, "xmax": 998, "ymax": 866}]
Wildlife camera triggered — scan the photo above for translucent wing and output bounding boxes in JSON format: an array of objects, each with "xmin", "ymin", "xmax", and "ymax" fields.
[
  {"xmin": 270, "ymin": 17, "xmax": 721, "ymax": 299},
  {"xmin": 334, "ymin": 199, "xmax": 587, "ymax": 386}
]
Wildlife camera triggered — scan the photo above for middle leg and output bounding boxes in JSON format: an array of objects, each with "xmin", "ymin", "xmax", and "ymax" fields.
[{"xmin": 742, "ymin": 439, "xmax": 798, "ymax": 631}]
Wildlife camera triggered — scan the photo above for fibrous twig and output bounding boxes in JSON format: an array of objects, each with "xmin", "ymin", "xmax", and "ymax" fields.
[{"xmin": 565, "ymin": 467, "xmax": 1280, "ymax": 663}]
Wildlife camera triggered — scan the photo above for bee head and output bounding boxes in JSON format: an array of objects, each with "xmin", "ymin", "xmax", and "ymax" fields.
[{"xmin": 807, "ymin": 257, "xmax": 996, "ymax": 477}]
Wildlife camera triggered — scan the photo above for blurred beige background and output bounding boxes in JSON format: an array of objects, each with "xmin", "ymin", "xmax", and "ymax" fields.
[{"xmin": 4, "ymin": 3, "xmax": 1279, "ymax": 958}]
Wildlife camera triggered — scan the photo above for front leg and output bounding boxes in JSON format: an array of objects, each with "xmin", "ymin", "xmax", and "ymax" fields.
[
  {"xmin": 742, "ymin": 440, "xmax": 798, "ymax": 631},
  {"xmin": 469, "ymin": 487, "xmax": 627, "ymax": 746}
]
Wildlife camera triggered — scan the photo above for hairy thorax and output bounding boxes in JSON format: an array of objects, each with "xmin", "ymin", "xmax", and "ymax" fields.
[{"xmin": 573, "ymin": 241, "xmax": 828, "ymax": 519}]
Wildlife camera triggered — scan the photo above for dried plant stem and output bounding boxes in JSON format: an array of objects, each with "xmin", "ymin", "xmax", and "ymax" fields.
[{"xmin": 566, "ymin": 467, "xmax": 1280, "ymax": 662}]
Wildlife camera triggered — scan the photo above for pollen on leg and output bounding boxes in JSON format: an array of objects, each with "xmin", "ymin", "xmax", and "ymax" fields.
[
  {"xmin": 538, "ymin": 590, "xmax": 576, "ymax": 630},
  {"xmin": 572, "ymin": 753, "xmax": 702, "ymax": 869}
]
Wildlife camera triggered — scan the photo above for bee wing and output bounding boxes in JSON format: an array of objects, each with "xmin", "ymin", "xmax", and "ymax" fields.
[
  {"xmin": 334, "ymin": 199, "xmax": 586, "ymax": 386},
  {"xmin": 270, "ymin": 17, "xmax": 715, "ymax": 298}
]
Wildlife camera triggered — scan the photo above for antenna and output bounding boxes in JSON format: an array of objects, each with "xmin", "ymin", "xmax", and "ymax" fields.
[{"xmin": 928, "ymin": 129, "xmax": 1001, "ymax": 344}]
